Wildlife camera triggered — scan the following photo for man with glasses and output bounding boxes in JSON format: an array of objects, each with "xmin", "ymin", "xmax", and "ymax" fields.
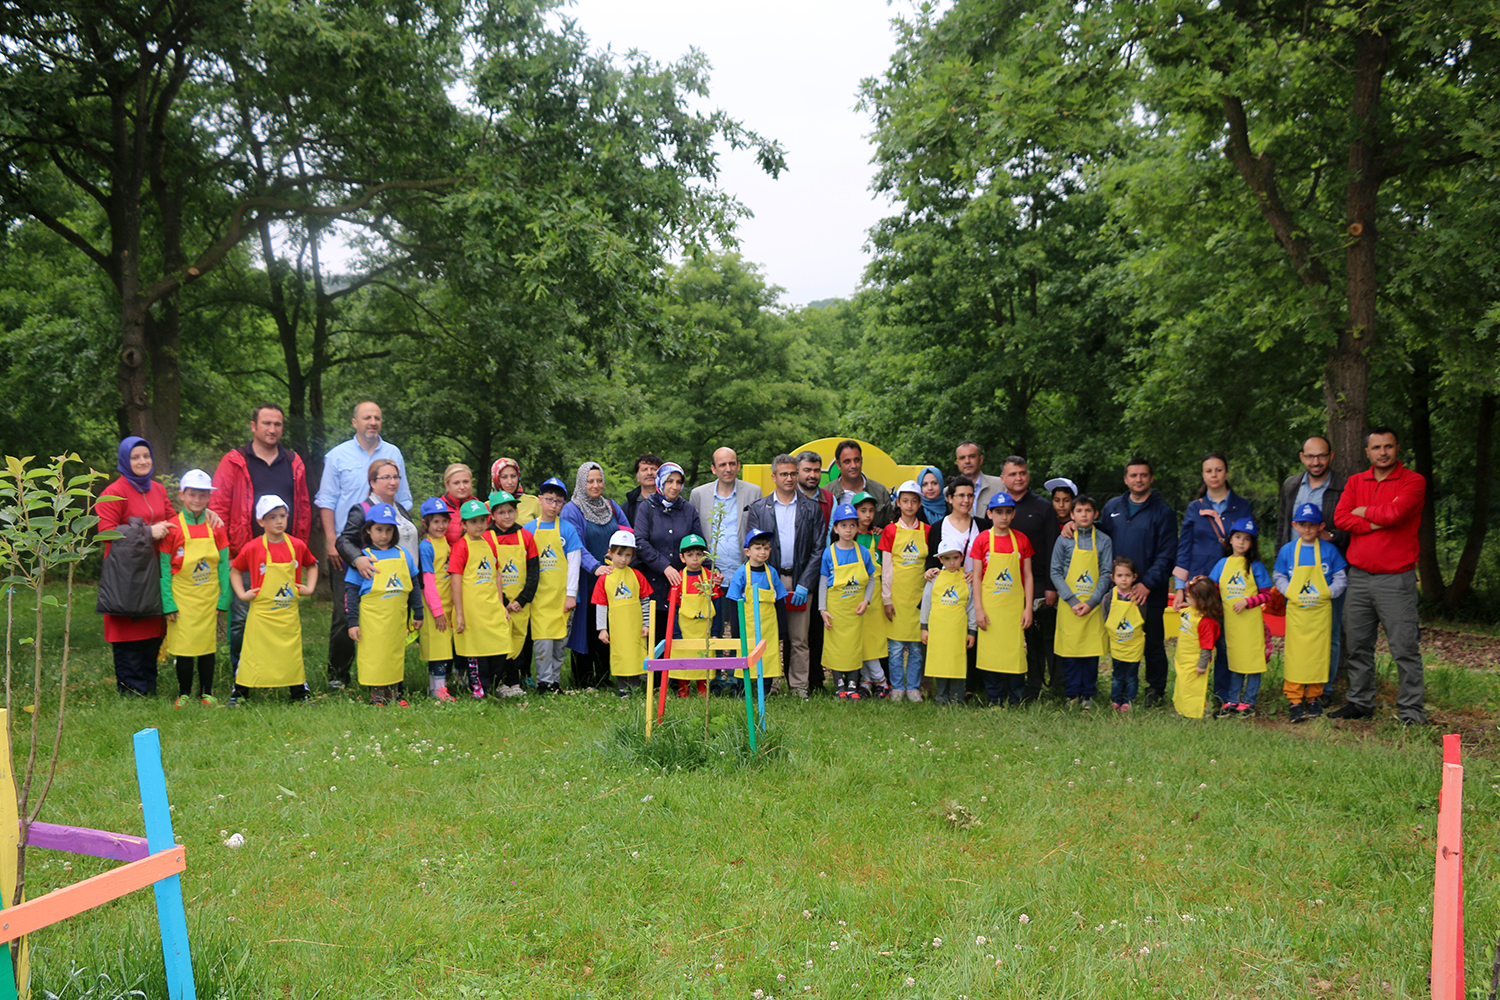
[{"xmin": 1277, "ymin": 435, "xmax": 1349, "ymax": 687}]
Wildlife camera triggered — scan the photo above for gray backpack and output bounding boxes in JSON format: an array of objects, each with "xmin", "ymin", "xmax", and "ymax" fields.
[{"xmin": 95, "ymin": 517, "xmax": 164, "ymax": 619}]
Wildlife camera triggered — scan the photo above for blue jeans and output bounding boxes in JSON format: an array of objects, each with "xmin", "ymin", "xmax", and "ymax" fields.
[
  {"xmin": 1058, "ymin": 655, "xmax": 1099, "ymax": 699},
  {"xmin": 1327, "ymin": 592, "xmax": 1345, "ymax": 685},
  {"xmin": 983, "ymin": 671, "xmax": 1027, "ymax": 705},
  {"xmin": 1111, "ymin": 659, "xmax": 1141, "ymax": 705},
  {"xmin": 1225, "ymin": 671, "xmax": 1262, "ymax": 706},
  {"xmin": 888, "ymin": 639, "xmax": 924, "ymax": 690}
]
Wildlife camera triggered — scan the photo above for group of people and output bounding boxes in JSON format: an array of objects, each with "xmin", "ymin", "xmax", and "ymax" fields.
[{"xmin": 95, "ymin": 408, "xmax": 1430, "ymax": 724}]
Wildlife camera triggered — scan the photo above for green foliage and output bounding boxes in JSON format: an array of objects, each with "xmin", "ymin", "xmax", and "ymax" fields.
[{"xmin": 605, "ymin": 709, "xmax": 785, "ymax": 772}]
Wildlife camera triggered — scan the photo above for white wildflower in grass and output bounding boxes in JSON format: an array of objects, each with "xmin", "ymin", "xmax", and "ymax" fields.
[
  {"xmin": 777, "ymin": 974, "xmax": 786, "ymax": 982},
  {"xmin": 1198, "ymin": 783, "xmax": 1207, "ymax": 789},
  {"xmin": 829, "ymin": 941, "xmax": 839, "ymax": 951},
  {"xmin": 837, "ymin": 919, "xmax": 846, "ymax": 927},
  {"xmin": 805, "ymin": 960, "xmax": 814, "ymax": 969},
  {"xmin": 640, "ymin": 794, "xmax": 654, "ymax": 803},
  {"xmin": 753, "ymin": 990, "xmax": 764, "ymax": 999},
  {"xmin": 1074, "ymin": 758, "xmax": 1081, "ymax": 764},
  {"xmin": 1138, "ymin": 946, "xmax": 1151, "ymax": 956},
  {"xmin": 1018, "ymin": 914, "xmax": 1030, "ymax": 925},
  {"xmin": 802, "ymin": 909, "xmax": 812, "ymax": 919},
  {"xmin": 932, "ymin": 936, "xmax": 942, "ymax": 947},
  {"xmin": 976, "ymin": 935, "xmax": 987, "ymax": 945},
  {"xmin": 1209, "ymin": 759, "xmax": 1217, "ymax": 764},
  {"xmin": 904, "ymin": 977, "xmax": 916, "ymax": 987},
  {"xmin": 1067, "ymin": 781, "xmax": 1075, "ymax": 788}
]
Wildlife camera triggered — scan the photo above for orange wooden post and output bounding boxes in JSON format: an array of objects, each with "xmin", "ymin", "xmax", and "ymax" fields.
[
  {"xmin": 1432, "ymin": 735, "xmax": 1463, "ymax": 1000},
  {"xmin": 0, "ymin": 848, "xmax": 185, "ymax": 944}
]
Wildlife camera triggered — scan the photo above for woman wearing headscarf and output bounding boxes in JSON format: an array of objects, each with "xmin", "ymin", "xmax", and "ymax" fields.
[
  {"xmin": 490, "ymin": 457, "xmax": 540, "ymax": 525},
  {"xmin": 562, "ymin": 461, "xmax": 630, "ymax": 690},
  {"xmin": 96, "ymin": 436, "xmax": 176, "ymax": 696},
  {"xmin": 439, "ymin": 463, "xmax": 476, "ymax": 543},
  {"xmin": 632, "ymin": 462, "xmax": 707, "ymax": 646},
  {"xmin": 918, "ymin": 465, "xmax": 948, "ymax": 525}
]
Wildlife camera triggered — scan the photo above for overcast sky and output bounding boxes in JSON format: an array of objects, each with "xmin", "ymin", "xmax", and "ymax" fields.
[{"xmin": 565, "ymin": 0, "xmax": 909, "ymax": 307}]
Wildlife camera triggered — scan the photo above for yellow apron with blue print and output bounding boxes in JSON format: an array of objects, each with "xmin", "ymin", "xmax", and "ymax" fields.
[
  {"xmin": 418, "ymin": 535, "xmax": 453, "ymax": 662},
  {"xmin": 529, "ymin": 521, "xmax": 569, "ymax": 641},
  {"xmin": 976, "ymin": 531, "xmax": 1025, "ymax": 675},
  {"xmin": 605, "ymin": 567, "xmax": 648, "ymax": 677},
  {"xmin": 496, "ymin": 531, "xmax": 531, "ymax": 656},
  {"xmin": 1172, "ymin": 605, "xmax": 1210, "ymax": 718},
  {"xmin": 1284, "ymin": 541, "xmax": 1332, "ymax": 685},
  {"xmin": 239, "ymin": 536, "xmax": 305, "ymax": 688},
  {"xmin": 669, "ymin": 570, "xmax": 715, "ymax": 680},
  {"xmin": 887, "ymin": 523, "xmax": 926, "ymax": 642},
  {"xmin": 1218, "ymin": 555, "xmax": 1267, "ymax": 674},
  {"xmin": 925, "ymin": 568, "xmax": 969, "ymax": 679},
  {"xmin": 454, "ymin": 534, "xmax": 509, "ymax": 658},
  {"xmin": 165, "ymin": 513, "xmax": 220, "ymax": 657},
  {"xmin": 357, "ymin": 548, "xmax": 412, "ymax": 687},
  {"xmin": 823, "ymin": 545, "xmax": 871, "ymax": 674},
  {"xmin": 1104, "ymin": 592, "xmax": 1146, "ymax": 663},
  {"xmin": 1054, "ymin": 528, "xmax": 1104, "ymax": 657},
  {"xmin": 736, "ymin": 567, "xmax": 783, "ymax": 680}
]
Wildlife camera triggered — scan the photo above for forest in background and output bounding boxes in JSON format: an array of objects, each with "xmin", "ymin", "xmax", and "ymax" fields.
[{"xmin": 1, "ymin": 0, "xmax": 1496, "ymax": 617}]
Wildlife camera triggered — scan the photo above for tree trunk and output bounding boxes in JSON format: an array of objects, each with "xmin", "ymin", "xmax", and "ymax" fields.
[
  {"xmin": 1447, "ymin": 392, "xmax": 1496, "ymax": 606},
  {"xmin": 307, "ymin": 228, "xmax": 332, "ymax": 490},
  {"xmin": 1409, "ymin": 354, "xmax": 1445, "ymax": 602}
]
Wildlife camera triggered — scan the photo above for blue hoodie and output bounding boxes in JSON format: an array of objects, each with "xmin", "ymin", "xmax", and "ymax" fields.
[{"xmin": 1098, "ymin": 490, "xmax": 1177, "ymax": 607}]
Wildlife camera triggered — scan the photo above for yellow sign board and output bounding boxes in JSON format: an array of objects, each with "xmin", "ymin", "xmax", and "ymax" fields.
[{"xmin": 740, "ymin": 438, "xmax": 924, "ymax": 498}]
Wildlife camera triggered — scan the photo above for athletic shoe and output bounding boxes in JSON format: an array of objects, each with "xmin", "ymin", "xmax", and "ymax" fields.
[
  {"xmin": 906, "ymin": 689, "xmax": 923, "ymax": 703},
  {"xmin": 847, "ymin": 687, "xmax": 862, "ymax": 701},
  {"xmin": 1288, "ymin": 703, "xmax": 1308, "ymax": 723},
  {"xmin": 173, "ymin": 695, "xmax": 191, "ymax": 709},
  {"xmin": 328, "ymin": 679, "xmax": 346, "ymax": 691},
  {"xmin": 1141, "ymin": 689, "xmax": 1163, "ymax": 709},
  {"xmin": 1213, "ymin": 703, "xmax": 1237, "ymax": 720},
  {"xmin": 468, "ymin": 668, "xmax": 485, "ymax": 700},
  {"xmin": 1110, "ymin": 702, "xmax": 1121, "ymax": 711},
  {"xmin": 371, "ymin": 691, "xmax": 388, "ymax": 707},
  {"xmin": 1065, "ymin": 697, "xmax": 1080, "ymax": 710},
  {"xmin": 872, "ymin": 683, "xmax": 892, "ymax": 699},
  {"xmin": 395, "ymin": 698, "xmax": 410, "ymax": 708},
  {"xmin": 1303, "ymin": 700, "xmax": 1323, "ymax": 719},
  {"xmin": 1118, "ymin": 702, "xmax": 1131, "ymax": 713},
  {"xmin": 1081, "ymin": 698, "xmax": 1094, "ymax": 711},
  {"xmin": 200, "ymin": 695, "xmax": 220, "ymax": 708},
  {"xmin": 226, "ymin": 696, "xmax": 240, "ymax": 709},
  {"xmin": 434, "ymin": 686, "xmax": 457, "ymax": 702}
]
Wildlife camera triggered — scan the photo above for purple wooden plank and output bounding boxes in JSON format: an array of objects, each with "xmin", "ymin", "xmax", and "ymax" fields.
[
  {"xmin": 26, "ymin": 822, "xmax": 149, "ymax": 862},
  {"xmin": 643, "ymin": 658, "xmax": 737, "ymax": 673}
]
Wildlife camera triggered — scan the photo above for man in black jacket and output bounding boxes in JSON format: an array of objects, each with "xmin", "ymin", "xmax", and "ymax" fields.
[
  {"xmin": 746, "ymin": 454, "xmax": 824, "ymax": 698},
  {"xmin": 623, "ymin": 453, "xmax": 662, "ymax": 527},
  {"xmin": 1098, "ymin": 459, "xmax": 1177, "ymax": 707},
  {"xmin": 998, "ymin": 456, "xmax": 1061, "ymax": 701}
]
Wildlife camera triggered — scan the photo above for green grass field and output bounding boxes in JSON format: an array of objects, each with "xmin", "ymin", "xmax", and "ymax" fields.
[{"xmin": 7, "ymin": 590, "xmax": 1499, "ymax": 999}]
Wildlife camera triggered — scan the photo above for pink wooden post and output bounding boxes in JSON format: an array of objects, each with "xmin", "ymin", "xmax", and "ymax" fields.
[{"xmin": 1431, "ymin": 735, "xmax": 1463, "ymax": 1000}]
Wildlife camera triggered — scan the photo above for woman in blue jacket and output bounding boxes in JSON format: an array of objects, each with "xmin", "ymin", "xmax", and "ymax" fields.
[
  {"xmin": 632, "ymin": 462, "xmax": 707, "ymax": 646},
  {"xmin": 1173, "ymin": 452, "xmax": 1253, "ymax": 711}
]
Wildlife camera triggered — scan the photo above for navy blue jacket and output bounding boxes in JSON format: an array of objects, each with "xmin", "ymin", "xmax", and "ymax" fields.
[
  {"xmin": 1098, "ymin": 491, "xmax": 1177, "ymax": 607},
  {"xmin": 1174, "ymin": 491, "xmax": 1253, "ymax": 585},
  {"xmin": 632, "ymin": 493, "xmax": 706, "ymax": 603}
]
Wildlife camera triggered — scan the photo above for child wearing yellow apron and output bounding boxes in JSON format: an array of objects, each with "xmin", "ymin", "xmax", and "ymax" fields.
[
  {"xmin": 879, "ymin": 481, "xmax": 931, "ymax": 698},
  {"xmin": 158, "ymin": 469, "xmax": 231, "ymax": 707},
  {"xmin": 417, "ymin": 497, "xmax": 456, "ymax": 701},
  {"xmin": 228, "ymin": 494, "xmax": 318, "ymax": 705},
  {"xmin": 343, "ymin": 504, "xmax": 423, "ymax": 706},
  {"xmin": 921, "ymin": 543, "xmax": 976, "ymax": 705},
  {"xmin": 1102, "ymin": 557, "xmax": 1146, "ymax": 711},
  {"xmin": 850, "ymin": 492, "xmax": 892, "ymax": 699},
  {"xmin": 726, "ymin": 529, "xmax": 786, "ymax": 695},
  {"xmin": 669, "ymin": 534, "xmax": 718, "ymax": 697},
  {"xmin": 1211, "ymin": 517, "xmax": 1275, "ymax": 718},
  {"xmin": 448, "ymin": 499, "xmax": 510, "ymax": 699},
  {"xmin": 970, "ymin": 493, "xmax": 1034, "ymax": 706},
  {"xmin": 525, "ymin": 477, "xmax": 582, "ymax": 695},
  {"xmin": 590, "ymin": 529, "xmax": 653, "ymax": 697},
  {"xmin": 1273, "ymin": 502, "xmax": 1349, "ymax": 722},
  {"xmin": 489, "ymin": 491, "xmax": 539, "ymax": 698},
  {"xmin": 820, "ymin": 505, "xmax": 878, "ymax": 700},
  {"xmin": 1171, "ymin": 577, "xmax": 1223, "ymax": 719},
  {"xmin": 1050, "ymin": 496, "xmax": 1112, "ymax": 709}
]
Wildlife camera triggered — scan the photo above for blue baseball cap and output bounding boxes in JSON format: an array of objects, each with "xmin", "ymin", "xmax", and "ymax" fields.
[
  {"xmin": 419, "ymin": 497, "xmax": 448, "ymax": 518},
  {"xmin": 987, "ymin": 492, "xmax": 1016, "ymax": 509},
  {"xmin": 1229, "ymin": 517, "xmax": 1258, "ymax": 537},
  {"xmin": 367, "ymin": 503, "xmax": 398, "ymax": 526},
  {"xmin": 1293, "ymin": 502, "xmax": 1324, "ymax": 524},
  {"xmin": 538, "ymin": 476, "xmax": 569, "ymax": 497},
  {"xmin": 831, "ymin": 503, "xmax": 858, "ymax": 524},
  {"xmin": 744, "ymin": 528, "xmax": 774, "ymax": 547}
]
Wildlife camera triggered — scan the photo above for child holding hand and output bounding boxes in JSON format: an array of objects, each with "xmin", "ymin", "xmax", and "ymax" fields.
[
  {"xmin": 921, "ymin": 543, "xmax": 976, "ymax": 705},
  {"xmin": 820, "ymin": 504, "xmax": 878, "ymax": 700},
  {"xmin": 1102, "ymin": 557, "xmax": 1145, "ymax": 711},
  {"xmin": 1211, "ymin": 517, "xmax": 1274, "ymax": 718},
  {"xmin": 159, "ymin": 469, "xmax": 230, "ymax": 707},
  {"xmin": 229, "ymin": 495, "xmax": 318, "ymax": 705},
  {"xmin": 591, "ymin": 529, "xmax": 652, "ymax": 697},
  {"xmin": 344, "ymin": 503, "xmax": 423, "ymax": 706},
  {"xmin": 1171, "ymin": 576, "xmax": 1223, "ymax": 719}
]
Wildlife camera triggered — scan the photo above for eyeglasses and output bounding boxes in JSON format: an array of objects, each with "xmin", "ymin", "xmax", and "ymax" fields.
[{"xmin": 375, "ymin": 475, "xmax": 401, "ymax": 482}]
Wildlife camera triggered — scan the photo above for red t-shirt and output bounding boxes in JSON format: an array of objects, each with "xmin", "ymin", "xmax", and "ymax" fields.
[
  {"xmin": 967, "ymin": 529, "xmax": 1035, "ymax": 574},
  {"xmin": 1196, "ymin": 617, "xmax": 1223, "ymax": 651},
  {"xmin": 589, "ymin": 569, "xmax": 652, "ymax": 606},
  {"xmin": 230, "ymin": 535, "xmax": 317, "ymax": 590},
  {"xmin": 447, "ymin": 534, "xmax": 500, "ymax": 575},
  {"xmin": 490, "ymin": 527, "xmax": 539, "ymax": 559},
  {"xmin": 158, "ymin": 516, "xmax": 230, "ymax": 575},
  {"xmin": 876, "ymin": 520, "xmax": 931, "ymax": 553}
]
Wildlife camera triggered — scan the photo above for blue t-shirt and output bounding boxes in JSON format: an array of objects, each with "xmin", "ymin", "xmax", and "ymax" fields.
[
  {"xmin": 726, "ymin": 564, "xmax": 787, "ymax": 602},
  {"xmin": 1209, "ymin": 557, "xmax": 1274, "ymax": 589},
  {"xmin": 1273, "ymin": 539, "xmax": 1348, "ymax": 583},
  {"xmin": 524, "ymin": 518, "xmax": 582, "ymax": 555},
  {"xmin": 821, "ymin": 543, "xmax": 875, "ymax": 584}
]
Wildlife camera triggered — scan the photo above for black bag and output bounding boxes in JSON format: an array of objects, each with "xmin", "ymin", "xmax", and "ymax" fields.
[{"xmin": 95, "ymin": 516, "xmax": 164, "ymax": 618}]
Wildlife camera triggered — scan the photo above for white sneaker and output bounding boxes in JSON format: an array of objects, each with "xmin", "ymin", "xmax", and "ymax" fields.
[
  {"xmin": 1082, "ymin": 698, "xmax": 1095, "ymax": 711},
  {"xmin": 906, "ymin": 689, "xmax": 923, "ymax": 703}
]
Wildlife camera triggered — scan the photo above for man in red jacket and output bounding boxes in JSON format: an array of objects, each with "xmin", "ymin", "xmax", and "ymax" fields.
[
  {"xmin": 210, "ymin": 404, "xmax": 312, "ymax": 669},
  {"xmin": 1329, "ymin": 427, "xmax": 1427, "ymax": 725}
]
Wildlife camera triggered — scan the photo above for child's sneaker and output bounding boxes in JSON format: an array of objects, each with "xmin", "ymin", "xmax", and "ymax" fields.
[
  {"xmin": 434, "ymin": 686, "xmax": 457, "ymax": 703},
  {"xmin": 1303, "ymin": 699, "xmax": 1323, "ymax": 719},
  {"xmin": 172, "ymin": 695, "xmax": 191, "ymax": 709},
  {"xmin": 1213, "ymin": 703, "xmax": 1237, "ymax": 720},
  {"xmin": 468, "ymin": 668, "xmax": 485, "ymax": 700},
  {"xmin": 395, "ymin": 698, "xmax": 410, "ymax": 708},
  {"xmin": 1288, "ymin": 702, "xmax": 1308, "ymax": 723},
  {"xmin": 1065, "ymin": 697, "xmax": 1080, "ymax": 710},
  {"xmin": 371, "ymin": 690, "xmax": 388, "ymax": 707},
  {"xmin": 1081, "ymin": 698, "xmax": 1094, "ymax": 711},
  {"xmin": 1118, "ymin": 702, "xmax": 1132, "ymax": 713},
  {"xmin": 1110, "ymin": 701, "xmax": 1121, "ymax": 711},
  {"xmin": 1234, "ymin": 703, "xmax": 1253, "ymax": 718},
  {"xmin": 833, "ymin": 680, "xmax": 848, "ymax": 699},
  {"xmin": 872, "ymin": 683, "xmax": 892, "ymax": 699},
  {"xmin": 226, "ymin": 696, "xmax": 240, "ymax": 709},
  {"xmin": 847, "ymin": 686, "xmax": 862, "ymax": 701},
  {"xmin": 200, "ymin": 694, "xmax": 220, "ymax": 708}
]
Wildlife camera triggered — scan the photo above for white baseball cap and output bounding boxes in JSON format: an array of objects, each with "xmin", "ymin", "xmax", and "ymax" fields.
[
  {"xmin": 608, "ymin": 529, "xmax": 636, "ymax": 548},
  {"xmin": 179, "ymin": 469, "xmax": 215, "ymax": 491},
  {"xmin": 937, "ymin": 541, "xmax": 965, "ymax": 557},
  {"xmin": 1044, "ymin": 477, "xmax": 1078, "ymax": 496},
  {"xmin": 896, "ymin": 479, "xmax": 922, "ymax": 498},
  {"xmin": 254, "ymin": 494, "xmax": 289, "ymax": 520}
]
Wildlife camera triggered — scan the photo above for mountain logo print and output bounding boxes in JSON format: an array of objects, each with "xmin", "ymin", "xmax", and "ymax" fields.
[
  {"xmin": 383, "ymin": 571, "xmax": 406, "ymax": 595},
  {"xmin": 1076, "ymin": 570, "xmax": 1093, "ymax": 587},
  {"xmin": 190, "ymin": 558, "xmax": 213, "ymax": 585},
  {"xmin": 614, "ymin": 580, "xmax": 633, "ymax": 598},
  {"xmin": 940, "ymin": 586, "xmax": 961, "ymax": 603},
  {"xmin": 272, "ymin": 582, "xmax": 296, "ymax": 610}
]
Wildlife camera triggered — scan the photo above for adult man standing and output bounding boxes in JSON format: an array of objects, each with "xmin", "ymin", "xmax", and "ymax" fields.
[
  {"xmin": 796, "ymin": 449, "xmax": 834, "ymax": 689},
  {"xmin": 210, "ymin": 404, "xmax": 312, "ymax": 670},
  {"xmin": 689, "ymin": 447, "xmax": 763, "ymax": 683},
  {"xmin": 624, "ymin": 453, "xmax": 662, "ymax": 527},
  {"xmin": 745, "ymin": 455, "xmax": 823, "ymax": 698},
  {"xmin": 1277, "ymin": 435, "xmax": 1350, "ymax": 684},
  {"xmin": 828, "ymin": 440, "xmax": 893, "ymax": 528},
  {"xmin": 1330, "ymin": 428, "xmax": 1428, "ymax": 725},
  {"xmin": 998, "ymin": 455, "xmax": 1060, "ymax": 700},
  {"xmin": 1097, "ymin": 459, "xmax": 1176, "ymax": 707},
  {"xmin": 956, "ymin": 441, "xmax": 1005, "ymax": 512},
  {"xmin": 314, "ymin": 401, "xmax": 412, "ymax": 689},
  {"xmin": 796, "ymin": 450, "xmax": 834, "ymax": 532}
]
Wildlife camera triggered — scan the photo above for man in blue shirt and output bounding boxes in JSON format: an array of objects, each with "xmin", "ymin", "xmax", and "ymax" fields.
[{"xmin": 314, "ymin": 400, "xmax": 412, "ymax": 689}]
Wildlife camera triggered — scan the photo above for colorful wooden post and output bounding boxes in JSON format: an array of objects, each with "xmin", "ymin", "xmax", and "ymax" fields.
[
  {"xmin": 1432, "ymin": 735, "xmax": 1464, "ymax": 1000},
  {"xmin": 750, "ymin": 583, "xmax": 765, "ymax": 731},
  {"xmin": 0, "ymin": 710, "xmax": 24, "ymax": 1000},
  {"xmin": 738, "ymin": 601, "xmax": 756, "ymax": 752},
  {"xmin": 658, "ymin": 586, "xmax": 680, "ymax": 722},
  {"xmin": 133, "ymin": 729, "xmax": 196, "ymax": 1000}
]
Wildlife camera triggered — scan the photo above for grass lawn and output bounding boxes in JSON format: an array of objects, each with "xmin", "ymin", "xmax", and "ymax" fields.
[{"xmin": 7, "ymin": 589, "xmax": 1499, "ymax": 999}]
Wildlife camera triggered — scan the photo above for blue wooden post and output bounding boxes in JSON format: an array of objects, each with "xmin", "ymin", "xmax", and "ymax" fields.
[
  {"xmin": 737, "ymin": 601, "xmax": 756, "ymax": 752},
  {"xmin": 133, "ymin": 729, "xmax": 196, "ymax": 1000},
  {"xmin": 751, "ymin": 581, "xmax": 765, "ymax": 731}
]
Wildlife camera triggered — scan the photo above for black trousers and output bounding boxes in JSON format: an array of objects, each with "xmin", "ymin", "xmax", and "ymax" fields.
[
  {"xmin": 175, "ymin": 653, "xmax": 216, "ymax": 698},
  {"xmin": 114, "ymin": 637, "xmax": 163, "ymax": 696},
  {"xmin": 1142, "ymin": 605, "xmax": 1169, "ymax": 696},
  {"xmin": 568, "ymin": 628, "xmax": 611, "ymax": 690},
  {"xmin": 328, "ymin": 588, "xmax": 356, "ymax": 686},
  {"xmin": 1025, "ymin": 604, "xmax": 1057, "ymax": 699}
]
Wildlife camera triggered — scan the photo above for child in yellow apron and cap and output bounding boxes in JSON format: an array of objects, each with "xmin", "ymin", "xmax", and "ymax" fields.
[
  {"xmin": 524, "ymin": 477, "xmax": 583, "ymax": 695},
  {"xmin": 850, "ymin": 492, "xmax": 892, "ymax": 699},
  {"xmin": 417, "ymin": 497, "xmax": 456, "ymax": 701},
  {"xmin": 670, "ymin": 534, "xmax": 718, "ymax": 697},
  {"xmin": 921, "ymin": 542, "xmax": 976, "ymax": 705},
  {"xmin": 970, "ymin": 492, "xmax": 1035, "ymax": 707},
  {"xmin": 228, "ymin": 494, "xmax": 318, "ymax": 705},
  {"xmin": 820, "ymin": 504, "xmax": 878, "ymax": 700},
  {"xmin": 590, "ymin": 529, "xmax": 653, "ymax": 697},
  {"xmin": 1273, "ymin": 502, "xmax": 1349, "ymax": 722},
  {"xmin": 1050, "ymin": 495, "xmax": 1112, "ymax": 710},
  {"xmin": 158, "ymin": 468, "xmax": 231, "ymax": 707},
  {"xmin": 879, "ymin": 481, "xmax": 931, "ymax": 700},
  {"xmin": 1102, "ymin": 557, "xmax": 1146, "ymax": 711},
  {"xmin": 344, "ymin": 503, "xmax": 423, "ymax": 706},
  {"xmin": 1171, "ymin": 577, "xmax": 1223, "ymax": 719},
  {"xmin": 448, "ymin": 499, "xmax": 511, "ymax": 698},
  {"xmin": 489, "ymin": 490, "xmax": 539, "ymax": 698},
  {"xmin": 726, "ymin": 529, "xmax": 787, "ymax": 697},
  {"xmin": 1211, "ymin": 517, "xmax": 1275, "ymax": 718}
]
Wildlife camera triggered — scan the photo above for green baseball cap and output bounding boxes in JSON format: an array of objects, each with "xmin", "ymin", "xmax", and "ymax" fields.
[
  {"xmin": 459, "ymin": 499, "xmax": 490, "ymax": 520},
  {"xmin": 679, "ymin": 533, "xmax": 708, "ymax": 552},
  {"xmin": 852, "ymin": 491, "xmax": 877, "ymax": 507},
  {"xmin": 487, "ymin": 490, "xmax": 518, "ymax": 509}
]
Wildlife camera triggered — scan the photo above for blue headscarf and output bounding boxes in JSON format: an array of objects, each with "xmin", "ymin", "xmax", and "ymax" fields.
[
  {"xmin": 918, "ymin": 465, "xmax": 947, "ymax": 524},
  {"xmin": 653, "ymin": 462, "xmax": 686, "ymax": 510},
  {"xmin": 116, "ymin": 436, "xmax": 154, "ymax": 495}
]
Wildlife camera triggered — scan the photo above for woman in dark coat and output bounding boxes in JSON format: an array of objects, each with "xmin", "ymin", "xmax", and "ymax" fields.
[
  {"xmin": 96, "ymin": 436, "xmax": 175, "ymax": 695},
  {"xmin": 561, "ymin": 462, "xmax": 630, "ymax": 690},
  {"xmin": 632, "ymin": 462, "xmax": 706, "ymax": 645}
]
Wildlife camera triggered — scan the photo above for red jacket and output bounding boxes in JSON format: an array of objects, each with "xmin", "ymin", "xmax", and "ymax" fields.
[
  {"xmin": 209, "ymin": 446, "xmax": 311, "ymax": 555},
  {"xmin": 1333, "ymin": 461, "xmax": 1426, "ymax": 574}
]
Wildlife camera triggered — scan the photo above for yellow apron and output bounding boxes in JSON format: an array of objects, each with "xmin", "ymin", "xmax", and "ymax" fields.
[
  {"xmin": 823, "ymin": 545, "xmax": 872, "ymax": 674},
  {"xmin": 1054, "ymin": 528, "xmax": 1104, "ymax": 657},
  {"xmin": 1172, "ymin": 605, "xmax": 1210, "ymax": 718},
  {"xmin": 605, "ymin": 567, "xmax": 647, "ymax": 677},
  {"xmin": 736, "ymin": 567, "xmax": 783, "ymax": 679},
  {"xmin": 1284, "ymin": 542, "xmax": 1332, "ymax": 685},
  {"xmin": 454, "ymin": 535, "xmax": 509, "ymax": 658},
  {"xmin": 1218, "ymin": 556, "xmax": 1267, "ymax": 674},
  {"xmin": 165, "ymin": 513, "xmax": 219, "ymax": 657},
  {"xmin": 513, "ymin": 494, "xmax": 541, "ymax": 527},
  {"xmin": 357, "ymin": 549, "xmax": 412, "ymax": 687},
  {"xmin": 418, "ymin": 535, "xmax": 453, "ymax": 662},
  {"xmin": 887, "ymin": 523, "xmax": 926, "ymax": 642},
  {"xmin": 496, "ymin": 530, "xmax": 532, "ymax": 656},
  {"xmin": 925, "ymin": 568, "xmax": 969, "ymax": 679},
  {"xmin": 669, "ymin": 570, "xmax": 715, "ymax": 680},
  {"xmin": 976, "ymin": 531, "xmax": 1025, "ymax": 675},
  {"xmin": 528, "ymin": 521, "xmax": 569, "ymax": 641},
  {"xmin": 238, "ymin": 536, "xmax": 305, "ymax": 688},
  {"xmin": 1104, "ymin": 591, "xmax": 1146, "ymax": 663}
]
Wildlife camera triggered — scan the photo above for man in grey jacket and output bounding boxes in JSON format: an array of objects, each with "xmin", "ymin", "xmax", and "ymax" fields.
[
  {"xmin": 1277, "ymin": 435, "xmax": 1349, "ymax": 684},
  {"xmin": 690, "ymin": 446, "xmax": 763, "ymax": 654},
  {"xmin": 745, "ymin": 454, "xmax": 824, "ymax": 698}
]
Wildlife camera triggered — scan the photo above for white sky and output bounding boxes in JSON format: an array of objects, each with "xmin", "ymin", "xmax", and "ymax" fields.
[{"xmin": 565, "ymin": 0, "xmax": 909, "ymax": 306}]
